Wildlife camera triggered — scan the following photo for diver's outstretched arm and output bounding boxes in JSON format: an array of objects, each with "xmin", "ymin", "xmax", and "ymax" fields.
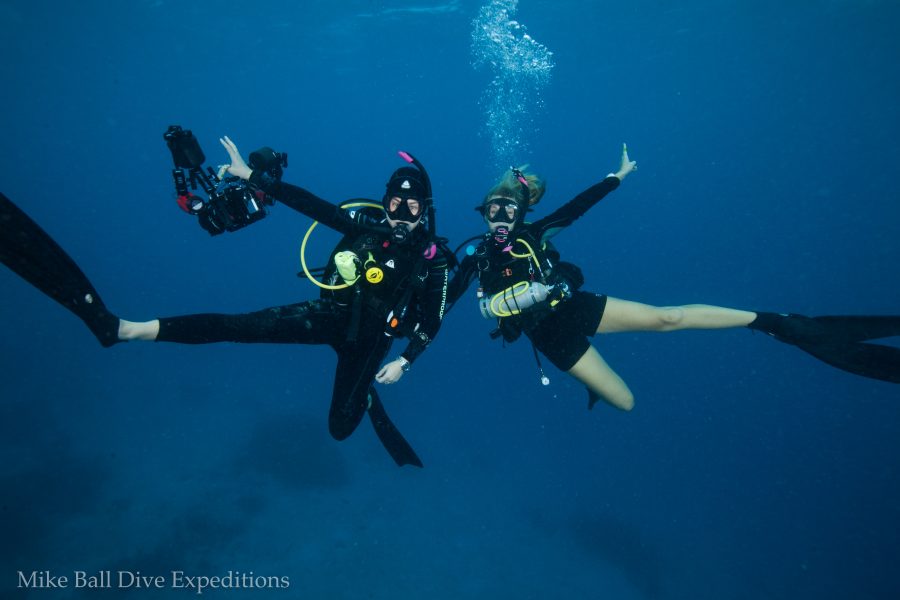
[
  {"xmin": 530, "ymin": 144, "xmax": 637, "ymax": 240},
  {"xmin": 219, "ymin": 136, "xmax": 362, "ymax": 235}
]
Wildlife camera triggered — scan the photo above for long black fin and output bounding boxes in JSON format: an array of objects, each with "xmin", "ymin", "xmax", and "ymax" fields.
[
  {"xmin": 0, "ymin": 193, "xmax": 119, "ymax": 346},
  {"xmin": 812, "ymin": 315, "xmax": 900, "ymax": 343},
  {"xmin": 367, "ymin": 387, "xmax": 423, "ymax": 468},
  {"xmin": 750, "ymin": 312, "xmax": 900, "ymax": 383},
  {"xmin": 794, "ymin": 340, "xmax": 900, "ymax": 384}
]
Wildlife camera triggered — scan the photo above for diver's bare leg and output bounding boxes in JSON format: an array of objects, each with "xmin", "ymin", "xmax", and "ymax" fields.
[
  {"xmin": 598, "ymin": 297, "xmax": 756, "ymax": 333},
  {"xmin": 118, "ymin": 319, "xmax": 160, "ymax": 341},
  {"xmin": 567, "ymin": 345, "xmax": 634, "ymax": 411}
]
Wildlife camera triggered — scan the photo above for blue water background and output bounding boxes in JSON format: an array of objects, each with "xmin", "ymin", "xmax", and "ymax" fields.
[{"xmin": 1, "ymin": 1, "xmax": 899, "ymax": 598}]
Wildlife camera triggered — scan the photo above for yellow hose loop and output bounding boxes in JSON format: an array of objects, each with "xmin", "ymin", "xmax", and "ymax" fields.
[
  {"xmin": 490, "ymin": 280, "xmax": 531, "ymax": 317},
  {"xmin": 509, "ymin": 237, "xmax": 542, "ymax": 272},
  {"xmin": 299, "ymin": 202, "xmax": 384, "ymax": 290}
]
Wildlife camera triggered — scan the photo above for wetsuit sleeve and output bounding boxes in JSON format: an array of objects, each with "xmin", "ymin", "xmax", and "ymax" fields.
[
  {"xmin": 529, "ymin": 175, "xmax": 621, "ymax": 242},
  {"xmin": 446, "ymin": 255, "xmax": 478, "ymax": 306},
  {"xmin": 400, "ymin": 259, "xmax": 449, "ymax": 365},
  {"xmin": 249, "ymin": 172, "xmax": 356, "ymax": 235}
]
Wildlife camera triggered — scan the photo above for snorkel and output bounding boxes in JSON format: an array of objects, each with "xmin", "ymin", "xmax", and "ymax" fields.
[{"xmin": 510, "ymin": 165, "xmax": 530, "ymax": 224}]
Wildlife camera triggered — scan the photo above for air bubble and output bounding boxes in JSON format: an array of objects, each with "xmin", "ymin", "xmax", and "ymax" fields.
[{"xmin": 471, "ymin": 0, "xmax": 555, "ymax": 171}]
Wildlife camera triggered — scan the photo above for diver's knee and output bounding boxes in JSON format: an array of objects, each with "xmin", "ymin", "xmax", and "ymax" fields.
[
  {"xmin": 615, "ymin": 390, "xmax": 635, "ymax": 411},
  {"xmin": 591, "ymin": 388, "xmax": 634, "ymax": 411},
  {"xmin": 584, "ymin": 382, "xmax": 634, "ymax": 412},
  {"xmin": 657, "ymin": 307, "xmax": 684, "ymax": 330}
]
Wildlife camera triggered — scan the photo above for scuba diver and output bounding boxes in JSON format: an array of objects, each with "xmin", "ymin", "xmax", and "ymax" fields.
[
  {"xmin": 447, "ymin": 144, "xmax": 900, "ymax": 411},
  {"xmin": 0, "ymin": 135, "xmax": 451, "ymax": 468}
]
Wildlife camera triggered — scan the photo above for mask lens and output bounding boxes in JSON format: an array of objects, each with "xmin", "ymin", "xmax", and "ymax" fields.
[
  {"xmin": 388, "ymin": 196, "xmax": 422, "ymax": 222},
  {"xmin": 486, "ymin": 198, "xmax": 519, "ymax": 223}
]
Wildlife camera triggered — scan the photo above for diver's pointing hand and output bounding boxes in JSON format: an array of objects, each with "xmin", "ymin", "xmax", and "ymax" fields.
[
  {"xmin": 219, "ymin": 136, "xmax": 252, "ymax": 180},
  {"xmin": 615, "ymin": 143, "xmax": 637, "ymax": 180}
]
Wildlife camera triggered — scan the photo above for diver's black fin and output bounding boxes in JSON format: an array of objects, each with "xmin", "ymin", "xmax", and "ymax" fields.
[
  {"xmin": 750, "ymin": 312, "xmax": 900, "ymax": 383},
  {"xmin": 367, "ymin": 387, "xmax": 423, "ymax": 468},
  {"xmin": 0, "ymin": 192, "xmax": 119, "ymax": 346},
  {"xmin": 587, "ymin": 387, "xmax": 603, "ymax": 410},
  {"xmin": 811, "ymin": 315, "xmax": 900, "ymax": 343},
  {"xmin": 793, "ymin": 340, "xmax": 900, "ymax": 384}
]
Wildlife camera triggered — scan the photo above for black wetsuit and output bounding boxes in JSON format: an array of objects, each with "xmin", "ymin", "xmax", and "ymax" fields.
[
  {"xmin": 0, "ymin": 184, "xmax": 448, "ymax": 466},
  {"xmin": 448, "ymin": 175, "xmax": 621, "ymax": 371},
  {"xmin": 157, "ymin": 176, "xmax": 450, "ymax": 441}
]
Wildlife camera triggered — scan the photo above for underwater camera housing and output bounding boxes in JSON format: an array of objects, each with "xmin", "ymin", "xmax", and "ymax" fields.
[
  {"xmin": 198, "ymin": 176, "xmax": 271, "ymax": 235},
  {"xmin": 163, "ymin": 125, "xmax": 287, "ymax": 236}
]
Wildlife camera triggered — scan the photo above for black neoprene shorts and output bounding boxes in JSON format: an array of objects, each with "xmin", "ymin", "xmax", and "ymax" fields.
[{"xmin": 525, "ymin": 292, "xmax": 608, "ymax": 371}]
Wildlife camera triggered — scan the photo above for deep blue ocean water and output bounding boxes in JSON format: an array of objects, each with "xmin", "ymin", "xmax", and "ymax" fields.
[{"xmin": 1, "ymin": 1, "xmax": 899, "ymax": 598}]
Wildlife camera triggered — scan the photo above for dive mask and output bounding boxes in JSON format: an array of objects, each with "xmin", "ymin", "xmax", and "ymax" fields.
[
  {"xmin": 484, "ymin": 197, "xmax": 520, "ymax": 224},
  {"xmin": 386, "ymin": 196, "xmax": 423, "ymax": 223}
]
